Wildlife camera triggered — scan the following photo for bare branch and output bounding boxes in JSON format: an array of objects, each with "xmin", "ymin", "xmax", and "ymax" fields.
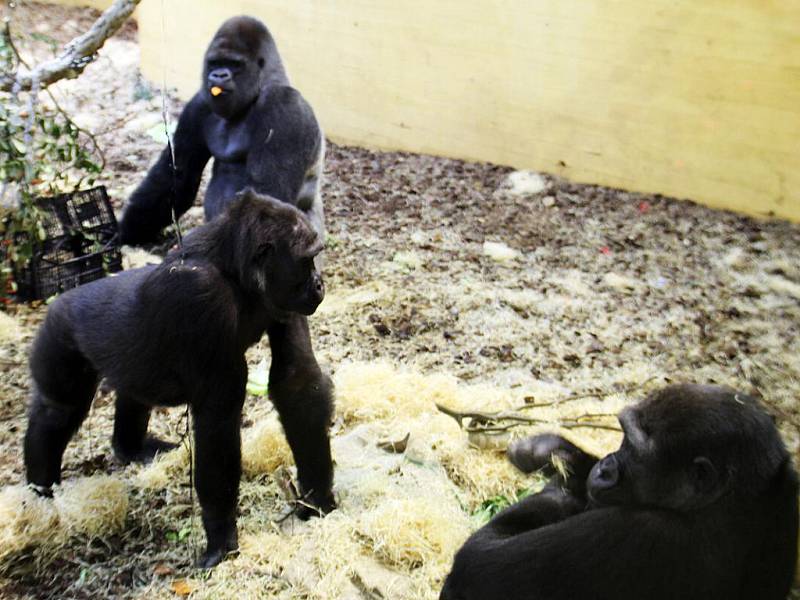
[
  {"xmin": 514, "ymin": 374, "xmax": 663, "ymax": 411},
  {"xmin": 1, "ymin": 0, "xmax": 141, "ymax": 92},
  {"xmin": 435, "ymin": 403, "xmax": 622, "ymax": 435}
]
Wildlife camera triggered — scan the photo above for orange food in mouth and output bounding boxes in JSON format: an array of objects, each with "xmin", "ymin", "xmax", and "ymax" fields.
[{"xmin": 210, "ymin": 86, "xmax": 223, "ymax": 97}]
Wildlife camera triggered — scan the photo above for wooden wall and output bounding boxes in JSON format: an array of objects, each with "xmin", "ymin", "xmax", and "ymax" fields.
[{"xmin": 58, "ymin": 1, "xmax": 800, "ymax": 220}]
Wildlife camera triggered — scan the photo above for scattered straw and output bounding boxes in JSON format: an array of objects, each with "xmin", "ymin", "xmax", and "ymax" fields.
[
  {"xmin": 241, "ymin": 417, "xmax": 293, "ymax": 477},
  {"xmin": 0, "ymin": 312, "xmax": 21, "ymax": 343},
  {"xmin": 0, "ymin": 486, "xmax": 59, "ymax": 560},
  {"xmin": 136, "ymin": 444, "xmax": 190, "ymax": 489},
  {"xmin": 357, "ymin": 495, "xmax": 470, "ymax": 580},
  {"xmin": 0, "ymin": 475, "xmax": 128, "ymax": 560},
  {"xmin": 55, "ymin": 476, "xmax": 129, "ymax": 537}
]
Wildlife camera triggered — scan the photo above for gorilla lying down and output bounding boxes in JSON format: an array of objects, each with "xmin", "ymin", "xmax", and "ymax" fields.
[
  {"xmin": 25, "ymin": 190, "xmax": 335, "ymax": 568},
  {"xmin": 441, "ymin": 384, "xmax": 798, "ymax": 600}
]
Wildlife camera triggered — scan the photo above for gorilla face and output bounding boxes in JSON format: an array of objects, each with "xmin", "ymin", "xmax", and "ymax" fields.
[
  {"xmin": 587, "ymin": 384, "xmax": 781, "ymax": 511},
  {"xmin": 266, "ymin": 246, "xmax": 325, "ymax": 316},
  {"xmin": 588, "ymin": 401, "xmax": 724, "ymax": 511},
  {"xmin": 202, "ymin": 17, "xmax": 270, "ymax": 119},
  {"xmin": 227, "ymin": 190, "xmax": 325, "ymax": 316}
]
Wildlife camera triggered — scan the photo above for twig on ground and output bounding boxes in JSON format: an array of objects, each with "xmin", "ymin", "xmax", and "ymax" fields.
[
  {"xmin": 514, "ymin": 375, "xmax": 663, "ymax": 411},
  {"xmin": 435, "ymin": 403, "xmax": 621, "ymax": 434}
]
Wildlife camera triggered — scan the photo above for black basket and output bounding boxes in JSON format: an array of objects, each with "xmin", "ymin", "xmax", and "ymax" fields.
[{"xmin": 14, "ymin": 186, "xmax": 122, "ymax": 301}]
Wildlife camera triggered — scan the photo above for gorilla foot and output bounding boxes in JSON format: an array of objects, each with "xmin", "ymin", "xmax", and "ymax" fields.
[
  {"xmin": 197, "ymin": 523, "xmax": 239, "ymax": 569},
  {"xmin": 114, "ymin": 436, "xmax": 178, "ymax": 465},
  {"xmin": 28, "ymin": 482, "xmax": 54, "ymax": 498},
  {"xmin": 196, "ymin": 544, "xmax": 239, "ymax": 569},
  {"xmin": 294, "ymin": 490, "xmax": 336, "ymax": 520},
  {"xmin": 507, "ymin": 434, "xmax": 599, "ymax": 496},
  {"xmin": 507, "ymin": 434, "xmax": 583, "ymax": 474}
]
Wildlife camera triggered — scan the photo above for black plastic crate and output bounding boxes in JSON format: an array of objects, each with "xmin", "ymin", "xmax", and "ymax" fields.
[{"xmin": 14, "ymin": 186, "xmax": 122, "ymax": 301}]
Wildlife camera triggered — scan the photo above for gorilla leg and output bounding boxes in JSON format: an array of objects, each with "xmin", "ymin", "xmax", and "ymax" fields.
[
  {"xmin": 267, "ymin": 314, "xmax": 335, "ymax": 517},
  {"xmin": 192, "ymin": 366, "xmax": 246, "ymax": 569},
  {"xmin": 24, "ymin": 374, "xmax": 97, "ymax": 490},
  {"xmin": 439, "ymin": 488, "xmax": 589, "ymax": 600},
  {"xmin": 25, "ymin": 305, "xmax": 100, "ymax": 489},
  {"xmin": 112, "ymin": 395, "xmax": 177, "ymax": 464}
]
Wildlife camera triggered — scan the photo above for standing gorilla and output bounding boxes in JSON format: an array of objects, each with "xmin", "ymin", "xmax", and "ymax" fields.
[
  {"xmin": 25, "ymin": 191, "xmax": 335, "ymax": 568},
  {"xmin": 441, "ymin": 384, "xmax": 798, "ymax": 600},
  {"xmin": 118, "ymin": 16, "xmax": 324, "ymax": 244}
]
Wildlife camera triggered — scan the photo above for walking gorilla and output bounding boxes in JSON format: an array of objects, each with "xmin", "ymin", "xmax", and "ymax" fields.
[
  {"xmin": 25, "ymin": 191, "xmax": 335, "ymax": 569},
  {"xmin": 441, "ymin": 384, "xmax": 798, "ymax": 600},
  {"xmin": 118, "ymin": 16, "xmax": 325, "ymax": 244}
]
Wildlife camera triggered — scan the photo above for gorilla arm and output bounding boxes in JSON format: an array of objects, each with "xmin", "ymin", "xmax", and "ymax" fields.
[
  {"xmin": 118, "ymin": 94, "xmax": 212, "ymax": 245},
  {"xmin": 441, "ymin": 504, "xmax": 741, "ymax": 600},
  {"xmin": 247, "ymin": 86, "xmax": 325, "ymax": 237}
]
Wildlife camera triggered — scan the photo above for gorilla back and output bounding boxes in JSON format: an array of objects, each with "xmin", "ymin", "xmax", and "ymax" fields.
[
  {"xmin": 118, "ymin": 16, "xmax": 325, "ymax": 244},
  {"xmin": 25, "ymin": 190, "xmax": 335, "ymax": 568},
  {"xmin": 440, "ymin": 384, "xmax": 799, "ymax": 600}
]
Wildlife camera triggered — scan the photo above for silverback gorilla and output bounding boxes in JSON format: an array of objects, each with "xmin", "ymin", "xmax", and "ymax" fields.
[
  {"xmin": 25, "ymin": 191, "xmax": 335, "ymax": 568},
  {"xmin": 441, "ymin": 384, "xmax": 798, "ymax": 600},
  {"xmin": 118, "ymin": 16, "xmax": 324, "ymax": 244}
]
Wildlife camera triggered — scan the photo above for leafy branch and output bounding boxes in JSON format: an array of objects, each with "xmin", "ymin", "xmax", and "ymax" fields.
[{"xmin": 0, "ymin": 0, "xmax": 141, "ymax": 92}]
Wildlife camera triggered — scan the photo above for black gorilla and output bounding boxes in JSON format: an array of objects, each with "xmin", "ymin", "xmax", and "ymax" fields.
[
  {"xmin": 118, "ymin": 16, "xmax": 324, "ymax": 244},
  {"xmin": 25, "ymin": 191, "xmax": 335, "ymax": 568},
  {"xmin": 441, "ymin": 384, "xmax": 798, "ymax": 600}
]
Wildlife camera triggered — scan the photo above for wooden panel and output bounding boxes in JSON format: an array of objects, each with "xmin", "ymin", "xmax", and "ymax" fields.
[{"xmin": 137, "ymin": 1, "xmax": 800, "ymax": 220}]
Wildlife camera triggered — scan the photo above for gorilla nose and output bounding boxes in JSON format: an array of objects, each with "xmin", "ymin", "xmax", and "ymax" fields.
[
  {"xmin": 209, "ymin": 69, "xmax": 232, "ymax": 84},
  {"xmin": 590, "ymin": 455, "xmax": 619, "ymax": 489}
]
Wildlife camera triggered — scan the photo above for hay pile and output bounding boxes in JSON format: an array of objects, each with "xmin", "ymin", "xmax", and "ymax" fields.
[
  {"xmin": 0, "ymin": 360, "xmax": 639, "ymax": 599},
  {"xmin": 0, "ymin": 476, "xmax": 128, "ymax": 560},
  {"xmin": 123, "ymin": 360, "xmax": 636, "ymax": 599}
]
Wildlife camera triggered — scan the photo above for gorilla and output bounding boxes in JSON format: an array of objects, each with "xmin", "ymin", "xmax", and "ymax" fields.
[
  {"xmin": 118, "ymin": 16, "xmax": 324, "ymax": 245},
  {"xmin": 25, "ymin": 190, "xmax": 335, "ymax": 568},
  {"xmin": 440, "ymin": 384, "xmax": 798, "ymax": 600}
]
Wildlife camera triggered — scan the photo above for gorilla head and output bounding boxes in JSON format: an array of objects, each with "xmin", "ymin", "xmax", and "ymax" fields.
[
  {"xmin": 202, "ymin": 16, "xmax": 288, "ymax": 119},
  {"xmin": 218, "ymin": 189, "xmax": 325, "ymax": 316},
  {"xmin": 587, "ymin": 384, "xmax": 785, "ymax": 511},
  {"xmin": 442, "ymin": 384, "xmax": 798, "ymax": 600}
]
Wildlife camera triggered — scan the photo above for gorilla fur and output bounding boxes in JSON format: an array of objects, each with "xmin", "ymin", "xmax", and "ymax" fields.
[
  {"xmin": 441, "ymin": 384, "xmax": 798, "ymax": 600},
  {"xmin": 25, "ymin": 190, "xmax": 335, "ymax": 568},
  {"xmin": 118, "ymin": 16, "xmax": 325, "ymax": 244}
]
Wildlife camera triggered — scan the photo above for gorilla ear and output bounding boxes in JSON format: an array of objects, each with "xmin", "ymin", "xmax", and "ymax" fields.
[
  {"xmin": 691, "ymin": 456, "xmax": 719, "ymax": 494},
  {"xmin": 257, "ymin": 57, "xmax": 265, "ymax": 69}
]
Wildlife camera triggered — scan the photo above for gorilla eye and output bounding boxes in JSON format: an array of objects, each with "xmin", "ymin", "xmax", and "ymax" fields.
[{"xmin": 256, "ymin": 244, "xmax": 273, "ymax": 259}]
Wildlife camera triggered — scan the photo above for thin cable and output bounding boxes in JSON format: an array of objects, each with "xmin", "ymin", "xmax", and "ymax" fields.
[
  {"xmin": 160, "ymin": 0, "xmax": 195, "ymax": 563},
  {"xmin": 158, "ymin": 0, "xmax": 184, "ymax": 259}
]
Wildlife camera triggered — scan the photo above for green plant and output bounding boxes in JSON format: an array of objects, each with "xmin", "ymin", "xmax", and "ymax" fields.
[
  {"xmin": 165, "ymin": 526, "xmax": 193, "ymax": 543},
  {"xmin": 0, "ymin": 23, "xmax": 104, "ymax": 304},
  {"xmin": 472, "ymin": 487, "xmax": 533, "ymax": 525}
]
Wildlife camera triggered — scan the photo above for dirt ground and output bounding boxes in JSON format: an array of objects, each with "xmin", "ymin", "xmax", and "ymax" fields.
[{"xmin": 1, "ymin": 3, "xmax": 799, "ymax": 599}]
